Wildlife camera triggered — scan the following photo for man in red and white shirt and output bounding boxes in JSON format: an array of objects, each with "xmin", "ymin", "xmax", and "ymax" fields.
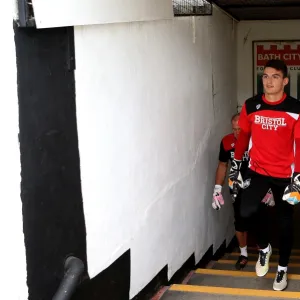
[
  {"xmin": 229, "ymin": 59, "xmax": 300, "ymax": 291},
  {"xmin": 212, "ymin": 113, "xmax": 274, "ymax": 270}
]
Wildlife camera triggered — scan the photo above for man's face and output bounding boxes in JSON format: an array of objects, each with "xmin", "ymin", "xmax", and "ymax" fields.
[
  {"xmin": 232, "ymin": 119, "xmax": 240, "ymax": 139},
  {"xmin": 262, "ymin": 67, "xmax": 288, "ymax": 95}
]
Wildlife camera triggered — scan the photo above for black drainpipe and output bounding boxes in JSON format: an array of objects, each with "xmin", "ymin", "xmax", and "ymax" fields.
[{"xmin": 52, "ymin": 256, "xmax": 85, "ymax": 300}]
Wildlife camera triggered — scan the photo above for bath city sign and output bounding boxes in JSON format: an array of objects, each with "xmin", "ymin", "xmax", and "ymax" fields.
[{"xmin": 253, "ymin": 40, "xmax": 300, "ymax": 99}]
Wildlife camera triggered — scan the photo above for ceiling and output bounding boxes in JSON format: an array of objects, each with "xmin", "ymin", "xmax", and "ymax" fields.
[{"xmin": 211, "ymin": 0, "xmax": 300, "ymax": 20}]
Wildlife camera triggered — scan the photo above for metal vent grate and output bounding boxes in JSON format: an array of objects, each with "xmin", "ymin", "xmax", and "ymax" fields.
[{"xmin": 173, "ymin": 0, "xmax": 212, "ymax": 16}]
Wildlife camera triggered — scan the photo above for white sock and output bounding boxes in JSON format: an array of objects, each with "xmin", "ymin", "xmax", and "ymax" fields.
[
  {"xmin": 278, "ymin": 265, "xmax": 287, "ymax": 272},
  {"xmin": 240, "ymin": 246, "xmax": 248, "ymax": 257},
  {"xmin": 261, "ymin": 244, "xmax": 270, "ymax": 253}
]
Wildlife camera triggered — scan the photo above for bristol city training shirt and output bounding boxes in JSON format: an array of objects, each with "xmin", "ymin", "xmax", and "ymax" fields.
[{"xmin": 234, "ymin": 93, "xmax": 300, "ymax": 178}]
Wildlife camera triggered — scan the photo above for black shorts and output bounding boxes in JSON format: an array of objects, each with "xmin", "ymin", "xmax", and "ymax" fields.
[{"xmin": 240, "ymin": 169, "xmax": 291, "ymax": 219}]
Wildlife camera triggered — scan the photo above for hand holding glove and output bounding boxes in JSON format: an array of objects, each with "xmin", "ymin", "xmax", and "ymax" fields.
[
  {"xmin": 212, "ymin": 185, "xmax": 225, "ymax": 210},
  {"xmin": 283, "ymin": 173, "xmax": 300, "ymax": 205},
  {"xmin": 261, "ymin": 188, "xmax": 275, "ymax": 207},
  {"xmin": 228, "ymin": 159, "xmax": 243, "ymax": 199}
]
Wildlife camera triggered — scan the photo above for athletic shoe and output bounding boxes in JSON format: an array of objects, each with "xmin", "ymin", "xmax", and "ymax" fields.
[
  {"xmin": 255, "ymin": 244, "xmax": 272, "ymax": 277},
  {"xmin": 273, "ymin": 270, "xmax": 288, "ymax": 291},
  {"xmin": 235, "ymin": 255, "xmax": 248, "ymax": 270}
]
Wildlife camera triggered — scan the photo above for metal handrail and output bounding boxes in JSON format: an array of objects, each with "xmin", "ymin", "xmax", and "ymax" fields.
[{"xmin": 52, "ymin": 256, "xmax": 85, "ymax": 300}]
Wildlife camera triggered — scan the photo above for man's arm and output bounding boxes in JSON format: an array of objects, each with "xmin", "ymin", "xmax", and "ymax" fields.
[
  {"xmin": 295, "ymin": 138, "xmax": 300, "ymax": 173},
  {"xmin": 229, "ymin": 104, "xmax": 251, "ymax": 195},
  {"xmin": 294, "ymin": 117, "xmax": 300, "ymax": 173},
  {"xmin": 216, "ymin": 140, "xmax": 229, "ymax": 186},
  {"xmin": 282, "ymin": 117, "xmax": 300, "ymax": 204},
  {"xmin": 234, "ymin": 104, "xmax": 251, "ymax": 160},
  {"xmin": 215, "ymin": 161, "xmax": 228, "ymax": 186},
  {"xmin": 234, "ymin": 130, "xmax": 251, "ymax": 160},
  {"xmin": 212, "ymin": 141, "xmax": 228, "ymax": 210}
]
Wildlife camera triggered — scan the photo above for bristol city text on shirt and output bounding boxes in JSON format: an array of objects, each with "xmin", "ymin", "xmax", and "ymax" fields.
[{"xmin": 254, "ymin": 115, "xmax": 287, "ymax": 131}]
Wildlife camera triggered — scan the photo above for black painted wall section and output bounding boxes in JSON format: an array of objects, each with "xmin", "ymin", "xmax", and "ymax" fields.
[
  {"xmin": 14, "ymin": 23, "xmax": 87, "ymax": 300},
  {"xmin": 72, "ymin": 250, "xmax": 131, "ymax": 300}
]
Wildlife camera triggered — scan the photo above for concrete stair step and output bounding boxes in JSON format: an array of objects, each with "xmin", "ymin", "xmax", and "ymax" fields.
[
  {"xmin": 156, "ymin": 248, "xmax": 300, "ymax": 299},
  {"xmin": 227, "ymin": 252, "xmax": 300, "ymax": 263},
  {"xmin": 160, "ymin": 284, "xmax": 300, "ymax": 299},
  {"xmin": 212, "ymin": 260, "xmax": 300, "ymax": 274},
  {"xmin": 161, "ymin": 291, "xmax": 297, "ymax": 300},
  {"xmin": 187, "ymin": 269, "xmax": 300, "ymax": 291}
]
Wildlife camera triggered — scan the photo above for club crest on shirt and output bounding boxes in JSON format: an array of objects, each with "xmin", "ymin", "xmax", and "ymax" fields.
[{"xmin": 256, "ymin": 104, "xmax": 261, "ymax": 110}]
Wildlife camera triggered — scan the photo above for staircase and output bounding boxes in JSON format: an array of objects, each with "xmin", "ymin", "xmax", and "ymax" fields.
[{"xmin": 156, "ymin": 247, "xmax": 300, "ymax": 299}]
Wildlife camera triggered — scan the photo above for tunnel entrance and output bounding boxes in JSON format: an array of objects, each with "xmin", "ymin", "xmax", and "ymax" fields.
[{"xmin": 211, "ymin": 0, "xmax": 300, "ymax": 249}]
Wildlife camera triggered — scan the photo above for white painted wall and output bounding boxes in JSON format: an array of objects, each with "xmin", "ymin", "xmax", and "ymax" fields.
[
  {"xmin": 32, "ymin": 0, "xmax": 173, "ymax": 28},
  {"xmin": 1, "ymin": 1, "xmax": 28, "ymax": 300},
  {"xmin": 237, "ymin": 20, "xmax": 300, "ymax": 106},
  {"xmin": 75, "ymin": 5, "xmax": 237, "ymax": 298}
]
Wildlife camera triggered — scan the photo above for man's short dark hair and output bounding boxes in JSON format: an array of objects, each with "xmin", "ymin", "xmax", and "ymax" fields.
[
  {"xmin": 231, "ymin": 113, "xmax": 240, "ymax": 122},
  {"xmin": 264, "ymin": 59, "xmax": 288, "ymax": 78}
]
